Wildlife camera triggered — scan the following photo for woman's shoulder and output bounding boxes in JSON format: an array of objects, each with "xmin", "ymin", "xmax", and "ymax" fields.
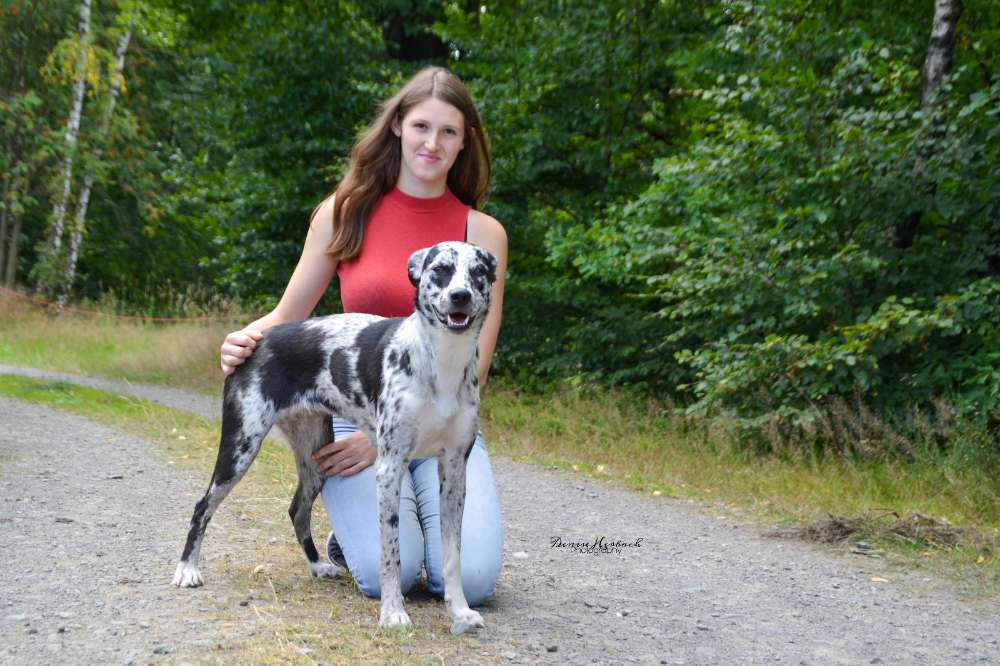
[
  {"xmin": 467, "ymin": 209, "xmax": 507, "ymax": 258},
  {"xmin": 467, "ymin": 209, "xmax": 506, "ymax": 243}
]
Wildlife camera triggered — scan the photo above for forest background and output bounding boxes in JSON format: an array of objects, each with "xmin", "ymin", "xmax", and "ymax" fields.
[{"xmin": 1, "ymin": 0, "xmax": 998, "ymax": 462}]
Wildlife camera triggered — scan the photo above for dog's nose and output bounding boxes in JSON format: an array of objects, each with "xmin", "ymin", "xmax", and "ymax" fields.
[{"xmin": 449, "ymin": 289, "xmax": 471, "ymax": 306}]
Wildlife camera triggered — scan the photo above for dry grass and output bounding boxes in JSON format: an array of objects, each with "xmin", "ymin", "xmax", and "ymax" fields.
[
  {"xmin": 3, "ymin": 290, "xmax": 998, "ymax": 597},
  {"xmin": 0, "ymin": 375, "xmax": 491, "ymax": 664},
  {"xmin": 0, "ymin": 293, "xmax": 229, "ymax": 393}
]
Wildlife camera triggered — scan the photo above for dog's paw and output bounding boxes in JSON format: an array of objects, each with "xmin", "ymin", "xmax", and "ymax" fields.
[
  {"xmin": 379, "ymin": 606, "xmax": 412, "ymax": 628},
  {"xmin": 172, "ymin": 561, "xmax": 203, "ymax": 588},
  {"xmin": 450, "ymin": 608, "xmax": 485, "ymax": 635},
  {"xmin": 309, "ymin": 562, "xmax": 341, "ymax": 579}
]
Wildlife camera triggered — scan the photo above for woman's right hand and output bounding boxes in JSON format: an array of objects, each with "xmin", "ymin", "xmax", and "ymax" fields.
[{"xmin": 220, "ymin": 329, "xmax": 264, "ymax": 375}]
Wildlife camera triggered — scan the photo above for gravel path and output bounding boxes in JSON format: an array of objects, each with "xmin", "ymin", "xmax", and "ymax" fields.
[
  {"xmin": 2, "ymin": 365, "xmax": 999, "ymax": 665},
  {"xmin": 0, "ymin": 397, "xmax": 261, "ymax": 665}
]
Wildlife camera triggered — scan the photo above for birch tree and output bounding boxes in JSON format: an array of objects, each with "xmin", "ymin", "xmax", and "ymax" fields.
[
  {"xmin": 38, "ymin": 0, "xmax": 91, "ymax": 295},
  {"xmin": 57, "ymin": 28, "xmax": 131, "ymax": 308},
  {"xmin": 888, "ymin": 0, "xmax": 964, "ymax": 249}
]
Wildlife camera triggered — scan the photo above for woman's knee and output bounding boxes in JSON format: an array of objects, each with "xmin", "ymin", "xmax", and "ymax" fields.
[
  {"xmin": 462, "ymin": 562, "xmax": 500, "ymax": 607},
  {"xmin": 351, "ymin": 546, "xmax": 423, "ymax": 599}
]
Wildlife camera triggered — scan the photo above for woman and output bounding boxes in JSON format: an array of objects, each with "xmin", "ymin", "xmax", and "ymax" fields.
[{"xmin": 218, "ymin": 67, "xmax": 506, "ymax": 606}]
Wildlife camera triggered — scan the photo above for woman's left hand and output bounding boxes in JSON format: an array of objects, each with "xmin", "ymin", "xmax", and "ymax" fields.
[{"xmin": 312, "ymin": 431, "xmax": 376, "ymax": 477}]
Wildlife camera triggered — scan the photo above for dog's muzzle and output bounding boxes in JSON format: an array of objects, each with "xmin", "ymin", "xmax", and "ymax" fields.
[{"xmin": 435, "ymin": 289, "xmax": 477, "ymax": 332}]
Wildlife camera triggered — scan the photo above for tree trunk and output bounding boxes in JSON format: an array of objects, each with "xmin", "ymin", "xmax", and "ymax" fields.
[
  {"xmin": 41, "ymin": 0, "xmax": 91, "ymax": 292},
  {"xmin": 0, "ymin": 180, "xmax": 10, "ymax": 280},
  {"xmin": 4, "ymin": 175, "xmax": 28, "ymax": 287},
  {"xmin": 887, "ymin": 0, "xmax": 963, "ymax": 250},
  {"xmin": 57, "ymin": 29, "xmax": 131, "ymax": 309}
]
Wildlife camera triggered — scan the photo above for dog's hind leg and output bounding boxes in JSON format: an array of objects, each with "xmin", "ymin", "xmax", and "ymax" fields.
[
  {"xmin": 280, "ymin": 413, "xmax": 341, "ymax": 580},
  {"xmin": 439, "ymin": 444, "xmax": 485, "ymax": 635},
  {"xmin": 173, "ymin": 396, "xmax": 273, "ymax": 588}
]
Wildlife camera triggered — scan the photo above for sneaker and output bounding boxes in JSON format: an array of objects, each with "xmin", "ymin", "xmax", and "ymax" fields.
[{"xmin": 326, "ymin": 531, "xmax": 347, "ymax": 569}]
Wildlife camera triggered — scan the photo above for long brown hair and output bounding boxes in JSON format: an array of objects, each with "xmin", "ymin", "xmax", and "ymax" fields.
[{"xmin": 322, "ymin": 67, "xmax": 491, "ymax": 260}]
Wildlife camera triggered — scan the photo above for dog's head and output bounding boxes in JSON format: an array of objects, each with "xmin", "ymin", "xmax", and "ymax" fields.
[{"xmin": 408, "ymin": 241, "xmax": 498, "ymax": 333}]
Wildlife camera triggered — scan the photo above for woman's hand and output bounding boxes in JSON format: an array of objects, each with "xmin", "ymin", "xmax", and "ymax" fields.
[
  {"xmin": 312, "ymin": 431, "xmax": 377, "ymax": 477},
  {"xmin": 220, "ymin": 329, "xmax": 264, "ymax": 375}
]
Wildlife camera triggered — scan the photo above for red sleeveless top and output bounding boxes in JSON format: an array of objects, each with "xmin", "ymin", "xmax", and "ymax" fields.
[{"xmin": 336, "ymin": 186, "xmax": 471, "ymax": 317}]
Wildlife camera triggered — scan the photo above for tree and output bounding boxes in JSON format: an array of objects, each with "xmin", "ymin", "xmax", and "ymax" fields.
[
  {"xmin": 36, "ymin": 0, "xmax": 92, "ymax": 296},
  {"xmin": 0, "ymin": 0, "xmax": 75, "ymax": 287},
  {"xmin": 56, "ymin": 26, "xmax": 131, "ymax": 308},
  {"xmin": 547, "ymin": 0, "xmax": 1000, "ymax": 432}
]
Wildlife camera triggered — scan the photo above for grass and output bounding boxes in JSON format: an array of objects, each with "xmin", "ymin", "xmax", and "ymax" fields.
[
  {"xmin": 0, "ymin": 294, "xmax": 230, "ymax": 393},
  {"xmin": 0, "ymin": 374, "xmax": 487, "ymax": 664},
  {"xmin": 2, "ymin": 290, "xmax": 998, "ymax": 600},
  {"xmin": 483, "ymin": 384, "xmax": 999, "ymax": 595}
]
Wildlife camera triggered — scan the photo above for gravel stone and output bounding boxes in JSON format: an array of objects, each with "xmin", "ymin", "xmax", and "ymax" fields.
[{"xmin": 2, "ymin": 365, "xmax": 999, "ymax": 665}]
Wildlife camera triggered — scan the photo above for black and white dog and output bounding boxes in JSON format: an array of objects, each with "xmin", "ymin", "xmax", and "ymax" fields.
[{"xmin": 173, "ymin": 241, "xmax": 497, "ymax": 635}]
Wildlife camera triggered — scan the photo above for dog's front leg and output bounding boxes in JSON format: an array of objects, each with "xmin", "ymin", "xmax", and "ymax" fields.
[
  {"xmin": 439, "ymin": 446, "xmax": 485, "ymax": 635},
  {"xmin": 375, "ymin": 446, "xmax": 410, "ymax": 628}
]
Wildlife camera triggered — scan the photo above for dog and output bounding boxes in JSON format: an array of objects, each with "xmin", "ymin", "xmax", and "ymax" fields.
[{"xmin": 172, "ymin": 241, "xmax": 497, "ymax": 635}]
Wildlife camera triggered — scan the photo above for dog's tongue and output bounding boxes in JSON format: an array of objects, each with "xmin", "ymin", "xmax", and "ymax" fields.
[{"xmin": 449, "ymin": 313, "xmax": 469, "ymax": 326}]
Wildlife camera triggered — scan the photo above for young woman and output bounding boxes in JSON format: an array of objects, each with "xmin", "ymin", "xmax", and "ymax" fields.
[{"xmin": 218, "ymin": 67, "xmax": 506, "ymax": 606}]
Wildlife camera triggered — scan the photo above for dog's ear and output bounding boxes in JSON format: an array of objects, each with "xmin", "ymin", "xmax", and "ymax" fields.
[
  {"xmin": 476, "ymin": 248, "xmax": 498, "ymax": 284},
  {"xmin": 407, "ymin": 248, "xmax": 429, "ymax": 287}
]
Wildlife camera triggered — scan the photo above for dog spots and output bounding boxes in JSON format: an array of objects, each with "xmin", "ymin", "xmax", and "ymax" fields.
[
  {"xmin": 303, "ymin": 537, "xmax": 319, "ymax": 563},
  {"xmin": 328, "ymin": 348, "xmax": 354, "ymax": 395},
  {"xmin": 257, "ymin": 322, "xmax": 327, "ymax": 410},
  {"xmin": 389, "ymin": 513, "xmax": 399, "ymax": 529},
  {"xmin": 474, "ymin": 247, "xmax": 498, "ymax": 283},
  {"xmin": 430, "ymin": 263, "xmax": 456, "ymax": 288},
  {"xmin": 398, "ymin": 351, "xmax": 412, "ymax": 376},
  {"xmin": 355, "ymin": 318, "xmax": 405, "ymax": 404},
  {"xmin": 421, "ymin": 246, "xmax": 441, "ymax": 273}
]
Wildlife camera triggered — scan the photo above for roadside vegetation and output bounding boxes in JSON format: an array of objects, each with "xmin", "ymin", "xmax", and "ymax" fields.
[
  {"xmin": 2, "ymin": 293, "xmax": 996, "ymax": 598},
  {"xmin": 0, "ymin": 370, "xmax": 485, "ymax": 664}
]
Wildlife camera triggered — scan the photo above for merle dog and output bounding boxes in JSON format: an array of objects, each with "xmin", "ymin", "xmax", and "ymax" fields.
[{"xmin": 172, "ymin": 241, "xmax": 497, "ymax": 635}]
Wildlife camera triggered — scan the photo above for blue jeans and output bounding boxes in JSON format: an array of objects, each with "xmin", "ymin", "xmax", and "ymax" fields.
[{"xmin": 319, "ymin": 417, "xmax": 503, "ymax": 606}]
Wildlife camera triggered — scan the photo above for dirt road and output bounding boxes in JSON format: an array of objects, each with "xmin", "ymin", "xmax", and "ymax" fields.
[{"xmin": 1, "ymin": 366, "xmax": 998, "ymax": 664}]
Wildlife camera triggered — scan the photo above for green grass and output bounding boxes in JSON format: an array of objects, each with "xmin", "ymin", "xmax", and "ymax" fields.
[
  {"xmin": 0, "ymin": 374, "xmax": 490, "ymax": 664},
  {"xmin": 2, "ymin": 291, "xmax": 997, "ymax": 597},
  {"xmin": 482, "ymin": 383, "xmax": 999, "ymax": 595},
  {"xmin": 0, "ymin": 295, "xmax": 229, "ymax": 393}
]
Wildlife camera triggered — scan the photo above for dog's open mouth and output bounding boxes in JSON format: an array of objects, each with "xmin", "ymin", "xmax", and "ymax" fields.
[
  {"xmin": 447, "ymin": 312, "xmax": 471, "ymax": 328},
  {"xmin": 434, "ymin": 307, "xmax": 475, "ymax": 331}
]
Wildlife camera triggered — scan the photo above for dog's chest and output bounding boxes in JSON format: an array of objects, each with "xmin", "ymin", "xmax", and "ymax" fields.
[{"xmin": 406, "ymin": 393, "xmax": 476, "ymax": 459}]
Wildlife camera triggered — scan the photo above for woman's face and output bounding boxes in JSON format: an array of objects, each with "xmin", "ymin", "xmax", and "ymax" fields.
[{"xmin": 393, "ymin": 97, "xmax": 466, "ymax": 189}]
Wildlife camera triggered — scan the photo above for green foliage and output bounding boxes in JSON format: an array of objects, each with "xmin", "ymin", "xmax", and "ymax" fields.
[
  {"xmin": 157, "ymin": 0, "xmax": 385, "ymax": 310},
  {"xmin": 440, "ymin": 0, "xmax": 700, "ymax": 374},
  {"xmin": 6, "ymin": 0, "xmax": 999, "ymax": 458},
  {"xmin": 548, "ymin": 0, "xmax": 1000, "ymax": 440}
]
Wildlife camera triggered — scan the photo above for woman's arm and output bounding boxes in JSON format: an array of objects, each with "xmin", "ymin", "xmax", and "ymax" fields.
[
  {"xmin": 466, "ymin": 209, "xmax": 508, "ymax": 388},
  {"xmin": 221, "ymin": 196, "xmax": 341, "ymax": 374}
]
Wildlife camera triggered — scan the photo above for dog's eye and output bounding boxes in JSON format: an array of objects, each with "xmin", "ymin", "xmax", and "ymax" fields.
[
  {"xmin": 470, "ymin": 265, "xmax": 486, "ymax": 277},
  {"xmin": 433, "ymin": 264, "xmax": 450, "ymax": 275}
]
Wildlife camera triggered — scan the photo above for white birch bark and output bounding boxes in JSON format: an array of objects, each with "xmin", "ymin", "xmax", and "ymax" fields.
[
  {"xmin": 920, "ymin": 0, "xmax": 964, "ymax": 110},
  {"xmin": 888, "ymin": 0, "xmax": 964, "ymax": 249},
  {"xmin": 44, "ymin": 0, "xmax": 91, "ymax": 279},
  {"xmin": 57, "ymin": 29, "xmax": 131, "ymax": 308}
]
